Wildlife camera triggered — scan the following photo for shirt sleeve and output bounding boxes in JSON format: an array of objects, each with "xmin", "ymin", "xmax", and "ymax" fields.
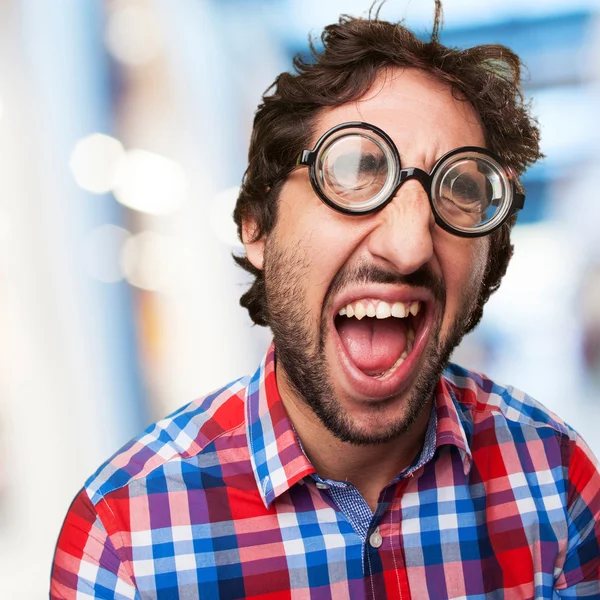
[
  {"xmin": 50, "ymin": 489, "xmax": 140, "ymax": 600},
  {"xmin": 555, "ymin": 434, "xmax": 600, "ymax": 598}
]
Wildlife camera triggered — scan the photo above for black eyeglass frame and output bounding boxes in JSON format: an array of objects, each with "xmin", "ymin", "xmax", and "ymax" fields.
[{"xmin": 295, "ymin": 121, "xmax": 525, "ymax": 238}]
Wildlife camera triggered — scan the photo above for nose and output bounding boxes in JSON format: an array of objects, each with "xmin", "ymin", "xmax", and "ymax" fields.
[{"xmin": 366, "ymin": 179, "xmax": 435, "ymax": 274}]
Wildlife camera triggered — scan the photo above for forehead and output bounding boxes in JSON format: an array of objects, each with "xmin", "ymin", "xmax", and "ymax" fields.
[{"xmin": 314, "ymin": 68, "xmax": 486, "ymax": 162}]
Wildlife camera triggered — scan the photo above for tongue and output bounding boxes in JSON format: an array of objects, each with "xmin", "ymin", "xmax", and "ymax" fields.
[{"xmin": 337, "ymin": 317, "xmax": 408, "ymax": 374}]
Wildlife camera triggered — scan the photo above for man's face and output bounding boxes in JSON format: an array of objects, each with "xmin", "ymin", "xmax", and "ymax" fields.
[{"xmin": 245, "ymin": 68, "xmax": 490, "ymax": 445}]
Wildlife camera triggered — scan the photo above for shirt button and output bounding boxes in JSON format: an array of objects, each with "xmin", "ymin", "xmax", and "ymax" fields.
[
  {"xmin": 369, "ymin": 529, "xmax": 383, "ymax": 548},
  {"xmin": 315, "ymin": 482, "xmax": 330, "ymax": 490}
]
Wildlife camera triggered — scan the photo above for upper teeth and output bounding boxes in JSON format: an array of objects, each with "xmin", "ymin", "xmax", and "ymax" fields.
[{"xmin": 338, "ymin": 300, "xmax": 421, "ymax": 321}]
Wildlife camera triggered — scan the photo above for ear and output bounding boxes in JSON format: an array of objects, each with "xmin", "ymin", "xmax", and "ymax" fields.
[{"xmin": 242, "ymin": 217, "xmax": 265, "ymax": 271}]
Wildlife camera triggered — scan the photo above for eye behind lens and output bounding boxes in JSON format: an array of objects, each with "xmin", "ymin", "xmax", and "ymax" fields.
[
  {"xmin": 316, "ymin": 129, "xmax": 398, "ymax": 213},
  {"xmin": 431, "ymin": 150, "xmax": 513, "ymax": 235}
]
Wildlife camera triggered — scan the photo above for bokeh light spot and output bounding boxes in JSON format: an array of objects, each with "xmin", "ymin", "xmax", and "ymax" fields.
[
  {"xmin": 105, "ymin": 4, "xmax": 164, "ymax": 66},
  {"xmin": 112, "ymin": 150, "xmax": 188, "ymax": 216},
  {"xmin": 120, "ymin": 231, "xmax": 177, "ymax": 291},
  {"xmin": 70, "ymin": 133, "xmax": 125, "ymax": 194}
]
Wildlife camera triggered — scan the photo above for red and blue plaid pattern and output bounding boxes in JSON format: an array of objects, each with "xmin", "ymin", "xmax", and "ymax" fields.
[{"xmin": 51, "ymin": 346, "xmax": 600, "ymax": 598}]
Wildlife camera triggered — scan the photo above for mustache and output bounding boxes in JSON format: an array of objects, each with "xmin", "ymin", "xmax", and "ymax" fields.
[{"xmin": 328, "ymin": 262, "xmax": 446, "ymax": 304}]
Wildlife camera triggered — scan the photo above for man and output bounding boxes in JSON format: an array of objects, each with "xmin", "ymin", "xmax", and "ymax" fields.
[{"xmin": 51, "ymin": 4, "xmax": 600, "ymax": 599}]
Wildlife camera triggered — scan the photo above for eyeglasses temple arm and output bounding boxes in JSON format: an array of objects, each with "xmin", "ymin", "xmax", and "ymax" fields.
[
  {"xmin": 513, "ymin": 192, "xmax": 525, "ymax": 211},
  {"xmin": 297, "ymin": 150, "xmax": 314, "ymax": 167}
]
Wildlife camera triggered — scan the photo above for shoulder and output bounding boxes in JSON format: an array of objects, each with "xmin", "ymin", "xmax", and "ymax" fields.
[
  {"xmin": 442, "ymin": 362, "xmax": 574, "ymax": 440},
  {"xmin": 442, "ymin": 363, "xmax": 600, "ymax": 505},
  {"xmin": 84, "ymin": 375, "xmax": 251, "ymax": 507}
]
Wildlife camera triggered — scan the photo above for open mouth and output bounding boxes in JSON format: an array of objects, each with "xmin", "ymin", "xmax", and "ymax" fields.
[
  {"xmin": 335, "ymin": 298, "xmax": 424, "ymax": 377},
  {"xmin": 331, "ymin": 293, "xmax": 432, "ymax": 397}
]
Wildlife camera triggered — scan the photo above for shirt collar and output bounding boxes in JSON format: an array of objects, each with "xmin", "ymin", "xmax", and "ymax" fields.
[
  {"xmin": 245, "ymin": 345, "xmax": 315, "ymax": 509},
  {"xmin": 435, "ymin": 373, "xmax": 473, "ymax": 475},
  {"xmin": 246, "ymin": 346, "xmax": 473, "ymax": 508}
]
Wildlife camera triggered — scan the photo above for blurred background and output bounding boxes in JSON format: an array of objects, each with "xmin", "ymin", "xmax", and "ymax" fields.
[{"xmin": 0, "ymin": 0, "xmax": 599, "ymax": 596}]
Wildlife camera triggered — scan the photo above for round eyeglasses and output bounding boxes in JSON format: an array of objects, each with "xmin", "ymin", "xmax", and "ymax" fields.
[{"xmin": 295, "ymin": 122, "xmax": 524, "ymax": 238}]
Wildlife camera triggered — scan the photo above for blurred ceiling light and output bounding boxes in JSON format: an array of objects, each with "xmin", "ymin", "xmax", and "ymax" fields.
[
  {"xmin": 105, "ymin": 4, "xmax": 164, "ymax": 67},
  {"xmin": 120, "ymin": 231, "xmax": 175, "ymax": 291},
  {"xmin": 83, "ymin": 224, "xmax": 130, "ymax": 283},
  {"xmin": 69, "ymin": 133, "xmax": 125, "ymax": 194},
  {"xmin": 112, "ymin": 149, "xmax": 188, "ymax": 215},
  {"xmin": 210, "ymin": 187, "xmax": 242, "ymax": 247}
]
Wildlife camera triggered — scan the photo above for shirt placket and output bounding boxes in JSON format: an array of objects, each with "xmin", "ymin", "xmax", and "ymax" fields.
[{"xmin": 363, "ymin": 479, "xmax": 412, "ymax": 600}]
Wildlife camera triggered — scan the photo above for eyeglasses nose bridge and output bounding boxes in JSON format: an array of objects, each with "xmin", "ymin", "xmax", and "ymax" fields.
[{"xmin": 393, "ymin": 167, "xmax": 432, "ymax": 198}]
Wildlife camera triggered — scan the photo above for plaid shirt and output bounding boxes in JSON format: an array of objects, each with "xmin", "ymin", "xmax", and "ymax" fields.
[{"xmin": 51, "ymin": 346, "xmax": 600, "ymax": 599}]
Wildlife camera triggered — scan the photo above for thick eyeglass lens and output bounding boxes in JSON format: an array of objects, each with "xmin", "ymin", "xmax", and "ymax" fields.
[
  {"xmin": 433, "ymin": 156, "xmax": 508, "ymax": 233},
  {"xmin": 318, "ymin": 133, "xmax": 394, "ymax": 211}
]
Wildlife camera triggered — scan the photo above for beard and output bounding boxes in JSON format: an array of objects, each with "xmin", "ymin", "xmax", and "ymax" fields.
[{"xmin": 263, "ymin": 238, "xmax": 483, "ymax": 446}]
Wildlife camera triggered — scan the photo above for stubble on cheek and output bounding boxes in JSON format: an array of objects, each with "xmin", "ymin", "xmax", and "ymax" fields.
[
  {"xmin": 263, "ymin": 234, "xmax": 323, "ymax": 362},
  {"xmin": 441, "ymin": 237, "xmax": 490, "ymax": 338},
  {"xmin": 265, "ymin": 235, "xmax": 314, "ymax": 315},
  {"xmin": 263, "ymin": 234, "xmax": 342, "ymax": 431},
  {"xmin": 263, "ymin": 225, "xmax": 491, "ymax": 446}
]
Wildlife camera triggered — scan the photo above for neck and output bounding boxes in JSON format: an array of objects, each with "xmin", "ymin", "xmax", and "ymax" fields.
[{"xmin": 277, "ymin": 372, "xmax": 433, "ymax": 511}]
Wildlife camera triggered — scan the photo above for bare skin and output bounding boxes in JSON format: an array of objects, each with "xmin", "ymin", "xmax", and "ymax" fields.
[{"xmin": 283, "ymin": 377, "xmax": 431, "ymax": 510}]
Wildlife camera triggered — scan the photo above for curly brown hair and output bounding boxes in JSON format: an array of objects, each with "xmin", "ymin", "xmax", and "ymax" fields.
[{"xmin": 233, "ymin": 2, "xmax": 542, "ymax": 329}]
